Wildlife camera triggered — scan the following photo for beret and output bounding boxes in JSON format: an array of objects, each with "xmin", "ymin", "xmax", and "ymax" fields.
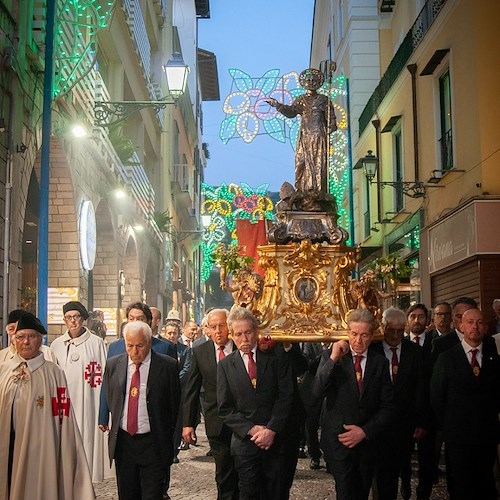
[
  {"xmin": 62, "ymin": 301, "xmax": 89, "ymax": 320},
  {"xmin": 8, "ymin": 309, "xmax": 26, "ymax": 324},
  {"xmin": 16, "ymin": 313, "xmax": 47, "ymax": 336}
]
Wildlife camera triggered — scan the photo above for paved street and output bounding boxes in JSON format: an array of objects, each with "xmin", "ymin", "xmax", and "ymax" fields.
[{"xmin": 95, "ymin": 425, "xmax": 449, "ymax": 499}]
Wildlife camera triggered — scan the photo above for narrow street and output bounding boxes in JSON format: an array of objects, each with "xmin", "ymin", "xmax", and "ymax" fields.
[{"xmin": 95, "ymin": 425, "xmax": 449, "ymax": 499}]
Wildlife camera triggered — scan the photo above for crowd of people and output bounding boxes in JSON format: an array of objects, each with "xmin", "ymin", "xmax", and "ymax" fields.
[{"xmin": 0, "ymin": 295, "xmax": 498, "ymax": 500}]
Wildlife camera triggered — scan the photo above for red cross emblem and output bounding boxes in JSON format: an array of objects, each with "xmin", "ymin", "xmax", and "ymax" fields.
[
  {"xmin": 84, "ymin": 361, "xmax": 103, "ymax": 388},
  {"xmin": 52, "ymin": 387, "xmax": 71, "ymax": 424}
]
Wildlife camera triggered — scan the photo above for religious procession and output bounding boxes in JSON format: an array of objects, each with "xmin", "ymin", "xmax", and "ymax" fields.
[{"xmin": 2, "ymin": 0, "xmax": 500, "ymax": 499}]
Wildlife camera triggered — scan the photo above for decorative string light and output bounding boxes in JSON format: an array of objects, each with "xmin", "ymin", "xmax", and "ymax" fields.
[
  {"xmin": 219, "ymin": 71, "xmax": 351, "ymax": 239},
  {"xmin": 200, "ymin": 182, "xmax": 275, "ymax": 281}
]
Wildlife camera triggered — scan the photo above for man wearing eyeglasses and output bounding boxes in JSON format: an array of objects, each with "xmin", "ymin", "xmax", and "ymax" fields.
[
  {"xmin": 0, "ymin": 312, "xmax": 94, "ymax": 499},
  {"xmin": 51, "ymin": 300, "xmax": 108, "ymax": 483}
]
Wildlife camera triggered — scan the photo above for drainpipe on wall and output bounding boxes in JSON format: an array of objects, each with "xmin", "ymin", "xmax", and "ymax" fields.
[
  {"xmin": 372, "ymin": 119, "xmax": 382, "ymax": 224},
  {"xmin": 407, "ymin": 64, "xmax": 420, "ymax": 180},
  {"xmin": 37, "ymin": 0, "xmax": 57, "ymax": 328}
]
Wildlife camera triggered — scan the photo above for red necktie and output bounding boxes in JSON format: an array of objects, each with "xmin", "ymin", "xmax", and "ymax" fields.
[
  {"xmin": 218, "ymin": 345, "xmax": 226, "ymax": 361},
  {"xmin": 390, "ymin": 347, "xmax": 399, "ymax": 382},
  {"xmin": 470, "ymin": 349, "xmax": 480, "ymax": 377},
  {"xmin": 247, "ymin": 352, "xmax": 257, "ymax": 388},
  {"xmin": 354, "ymin": 355, "xmax": 363, "ymax": 392},
  {"xmin": 186, "ymin": 339, "xmax": 191, "ymax": 348},
  {"xmin": 413, "ymin": 335, "xmax": 420, "ymax": 345},
  {"xmin": 127, "ymin": 363, "xmax": 141, "ymax": 435}
]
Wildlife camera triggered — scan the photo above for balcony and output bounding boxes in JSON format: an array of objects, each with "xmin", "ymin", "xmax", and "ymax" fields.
[{"xmin": 359, "ymin": 0, "xmax": 448, "ymax": 135}]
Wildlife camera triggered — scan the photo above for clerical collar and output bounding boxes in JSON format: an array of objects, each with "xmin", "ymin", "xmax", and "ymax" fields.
[
  {"xmin": 63, "ymin": 328, "xmax": 91, "ymax": 345},
  {"xmin": 15, "ymin": 352, "xmax": 45, "ymax": 372}
]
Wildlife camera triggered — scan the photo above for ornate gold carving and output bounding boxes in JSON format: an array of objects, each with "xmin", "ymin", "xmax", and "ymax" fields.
[
  {"xmin": 332, "ymin": 248, "xmax": 359, "ymax": 329},
  {"xmin": 254, "ymin": 254, "xmax": 281, "ymax": 328}
]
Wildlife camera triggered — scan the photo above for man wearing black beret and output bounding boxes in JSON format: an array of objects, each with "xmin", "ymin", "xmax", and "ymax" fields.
[
  {"xmin": 0, "ymin": 312, "xmax": 94, "ymax": 498},
  {"xmin": 51, "ymin": 300, "xmax": 108, "ymax": 482}
]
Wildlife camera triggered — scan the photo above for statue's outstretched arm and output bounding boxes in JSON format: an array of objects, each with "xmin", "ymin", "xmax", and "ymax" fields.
[{"xmin": 265, "ymin": 98, "xmax": 299, "ymax": 119}]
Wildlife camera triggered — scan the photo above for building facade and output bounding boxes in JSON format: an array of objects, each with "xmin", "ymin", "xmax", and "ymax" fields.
[
  {"xmin": 311, "ymin": 0, "xmax": 500, "ymax": 317},
  {"xmin": 0, "ymin": 0, "xmax": 218, "ymax": 344}
]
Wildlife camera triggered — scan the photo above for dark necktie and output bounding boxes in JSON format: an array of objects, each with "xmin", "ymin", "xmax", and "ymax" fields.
[
  {"xmin": 413, "ymin": 335, "xmax": 420, "ymax": 345},
  {"xmin": 390, "ymin": 347, "xmax": 399, "ymax": 382},
  {"xmin": 127, "ymin": 363, "xmax": 141, "ymax": 435},
  {"xmin": 247, "ymin": 352, "xmax": 257, "ymax": 388},
  {"xmin": 354, "ymin": 355, "xmax": 363, "ymax": 392},
  {"xmin": 470, "ymin": 349, "xmax": 480, "ymax": 377},
  {"xmin": 218, "ymin": 345, "xmax": 226, "ymax": 361}
]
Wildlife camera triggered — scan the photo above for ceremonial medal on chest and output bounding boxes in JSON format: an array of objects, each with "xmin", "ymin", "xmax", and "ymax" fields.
[
  {"xmin": 12, "ymin": 363, "xmax": 30, "ymax": 385},
  {"xmin": 473, "ymin": 366, "xmax": 480, "ymax": 377},
  {"xmin": 36, "ymin": 395, "xmax": 45, "ymax": 408},
  {"xmin": 71, "ymin": 352, "xmax": 80, "ymax": 362},
  {"xmin": 392, "ymin": 365, "xmax": 398, "ymax": 376},
  {"xmin": 251, "ymin": 378, "xmax": 257, "ymax": 389},
  {"xmin": 131, "ymin": 386, "xmax": 139, "ymax": 397},
  {"xmin": 356, "ymin": 371, "xmax": 362, "ymax": 382}
]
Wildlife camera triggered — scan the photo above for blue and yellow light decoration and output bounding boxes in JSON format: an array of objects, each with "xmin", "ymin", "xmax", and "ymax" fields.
[{"xmin": 200, "ymin": 183, "xmax": 275, "ymax": 281}]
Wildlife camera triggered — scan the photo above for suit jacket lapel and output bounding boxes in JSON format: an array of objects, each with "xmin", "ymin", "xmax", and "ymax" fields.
[
  {"xmin": 147, "ymin": 351, "xmax": 160, "ymax": 395},
  {"xmin": 232, "ymin": 350, "xmax": 255, "ymax": 393},
  {"xmin": 360, "ymin": 351, "xmax": 374, "ymax": 398},
  {"xmin": 256, "ymin": 350, "xmax": 270, "ymax": 386}
]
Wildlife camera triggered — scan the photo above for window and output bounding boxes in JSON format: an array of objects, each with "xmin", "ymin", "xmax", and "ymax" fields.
[
  {"xmin": 439, "ymin": 71, "xmax": 453, "ymax": 170},
  {"xmin": 393, "ymin": 128, "xmax": 404, "ymax": 212},
  {"xmin": 363, "ymin": 177, "xmax": 371, "ymax": 239}
]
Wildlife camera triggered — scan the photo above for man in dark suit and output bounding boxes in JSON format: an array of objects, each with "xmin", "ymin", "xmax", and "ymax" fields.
[
  {"xmin": 404, "ymin": 304, "xmax": 435, "ymax": 499},
  {"xmin": 100, "ymin": 321, "xmax": 180, "ymax": 500},
  {"xmin": 217, "ymin": 307, "xmax": 294, "ymax": 499},
  {"xmin": 431, "ymin": 308, "xmax": 500, "ymax": 499},
  {"xmin": 314, "ymin": 309, "xmax": 394, "ymax": 500},
  {"xmin": 163, "ymin": 320, "xmax": 191, "ymax": 464},
  {"xmin": 107, "ymin": 302, "xmax": 177, "ymax": 359},
  {"xmin": 428, "ymin": 302, "xmax": 453, "ymax": 339},
  {"xmin": 182, "ymin": 309, "xmax": 239, "ymax": 500},
  {"xmin": 431, "ymin": 296, "xmax": 478, "ymax": 365},
  {"xmin": 99, "ymin": 302, "xmax": 176, "ymax": 428},
  {"xmin": 372, "ymin": 307, "xmax": 430, "ymax": 500}
]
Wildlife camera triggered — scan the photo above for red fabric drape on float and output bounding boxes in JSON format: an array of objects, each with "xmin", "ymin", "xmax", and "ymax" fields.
[{"xmin": 236, "ymin": 219, "xmax": 267, "ymax": 278}]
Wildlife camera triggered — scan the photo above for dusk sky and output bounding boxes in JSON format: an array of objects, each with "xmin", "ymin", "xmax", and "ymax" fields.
[{"xmin": 198, "ymin": 0, "xmax": 315, "ymax": 192}]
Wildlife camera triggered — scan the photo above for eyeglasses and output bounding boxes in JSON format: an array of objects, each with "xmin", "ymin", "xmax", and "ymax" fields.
[
  {"xmin": 64, "ymin": 314, "xmax": 82, "ymax": 322},
  {"xmin": 15, "ymin": 333, "xmax": 39, "ymax": 342}
]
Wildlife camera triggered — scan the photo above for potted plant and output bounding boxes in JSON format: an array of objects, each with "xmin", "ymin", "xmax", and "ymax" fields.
[{"xmin": 369, "ymin": 253, "xmax": 413, "ymax": 291}]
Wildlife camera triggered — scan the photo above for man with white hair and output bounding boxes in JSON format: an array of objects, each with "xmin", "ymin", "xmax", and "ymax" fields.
[
  {"xmin": 100, "ymin": 321, "xmax": 180, "ymax": 500},
  {"xmin": 0, "ymin": 313, "xmax": 94, "ymax": 499},
  {"xmin": 371, "ymin": 307, "xmax": 429, "ymax": 500}
]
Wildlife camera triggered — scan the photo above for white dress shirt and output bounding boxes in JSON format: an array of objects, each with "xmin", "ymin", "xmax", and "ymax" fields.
[
  {"xmin": 382, "ymin": 341, "xmax": 401, "ymax": 381},
  {"xmin": 239, "ymin": 345, "xmax": 258, "ymax": 375},
  {"xmin": 349, "ymin": 348, "xmax": 368, "ymax": 377},
  {"xmin": 120, "ymin": 351, "xmax": 151, "ymax": 434},
  {"xmin": 214, "ymin": 340, "xmax": 234, "ymax": 364},
  {"xmin": 409, "ymin": 332, "xmax": 426, "ymax": 346},
  {"xmin": 461, "ymin": 340, "xmax": 483, "ymax": 367}
]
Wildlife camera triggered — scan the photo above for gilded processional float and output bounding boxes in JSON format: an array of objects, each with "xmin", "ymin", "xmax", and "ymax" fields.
[{"xmin": 215, "ymin": 68, "xmax": 389, "ymax": 342}]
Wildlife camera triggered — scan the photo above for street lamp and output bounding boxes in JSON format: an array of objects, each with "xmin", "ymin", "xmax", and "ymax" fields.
[
  {"xmin": 94, "ymin": 54, "xmax": 189, "ymax": 127},
  {"xmin": 359, "ymin": 150, "xmax": 444, "ymax": 199}
]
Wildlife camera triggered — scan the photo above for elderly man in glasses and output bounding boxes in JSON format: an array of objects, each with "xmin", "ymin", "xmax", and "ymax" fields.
[
  {"xmin": 51, "ymin": 300, "xmax": 108, "ymax": 483},
  {"xmin": 0, "ymin": 312, "xmax": 94, "ymax": 499}
]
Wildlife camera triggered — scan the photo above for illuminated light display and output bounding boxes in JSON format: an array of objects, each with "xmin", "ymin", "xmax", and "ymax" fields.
[
  {"xmin": 200, "ymin": 183, "xmax": 275, "ymax": 281},
  {"xmin": 219, "ymin": 70, "xmax": 351, "ymax": 237},
  {"xmin": 54, "ymin": 0, "xmax": 115, "ymax": 97}
]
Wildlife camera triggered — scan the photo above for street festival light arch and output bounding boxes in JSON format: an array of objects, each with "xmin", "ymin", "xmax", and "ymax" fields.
[{"xmin": 208, "ymin": 69, "xmax": 350, "ymax": 280}]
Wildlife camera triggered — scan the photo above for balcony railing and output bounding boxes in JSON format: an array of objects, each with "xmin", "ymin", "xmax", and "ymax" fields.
[
  {"xmin": 439, "ymin": 128, "xmax": 453, "ymax": 171},
  {"xmin": 359, "ymin": 0, "xmax": 448, "ymax": 135}
]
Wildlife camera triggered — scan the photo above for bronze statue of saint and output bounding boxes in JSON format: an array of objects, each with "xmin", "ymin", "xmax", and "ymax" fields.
[{"xmin": 266, "ymin": 68, "xmax": 337, "ymax": 197}]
